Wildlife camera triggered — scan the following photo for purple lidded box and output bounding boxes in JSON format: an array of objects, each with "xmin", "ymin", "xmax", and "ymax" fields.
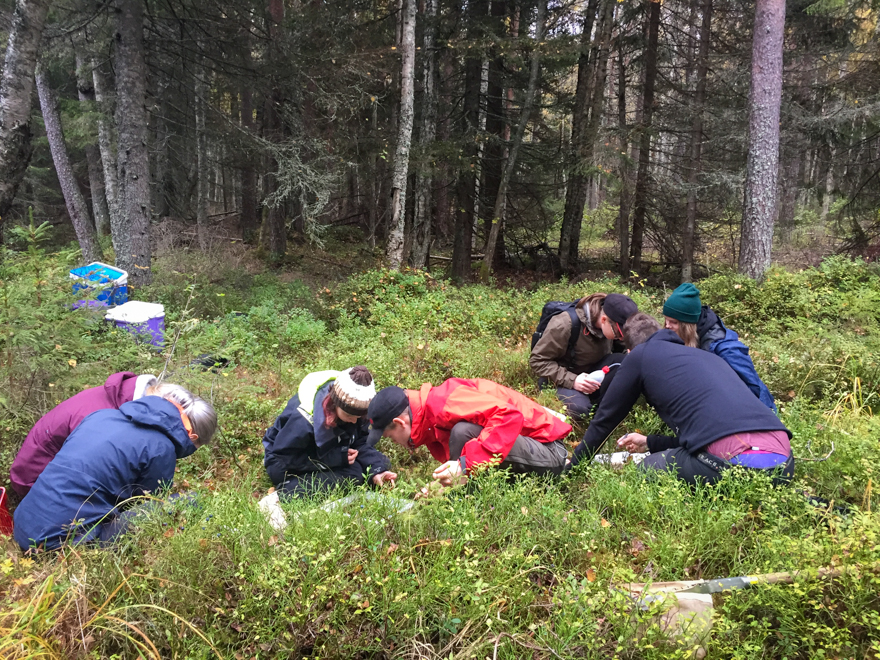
[{"xmin": 104, "ymin": 301, "xmax": 165, "ymax": 348}]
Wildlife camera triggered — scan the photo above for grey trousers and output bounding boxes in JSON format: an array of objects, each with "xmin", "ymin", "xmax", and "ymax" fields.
[{"xmin": 448, "ymin": 422, "xmax": 568, "ymax": 477}]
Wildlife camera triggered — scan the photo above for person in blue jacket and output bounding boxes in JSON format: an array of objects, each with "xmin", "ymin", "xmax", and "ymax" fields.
[
  {"xmin": 263, "ymin": 366, "xmax": 397, "ymax": 498},
  {"xmin": 662, "ymin": 283, "xmax": 776, "ymax": 411},
  {"xmin": 13, "ymin": 383, "xmax": 217, "ymax": 551}
]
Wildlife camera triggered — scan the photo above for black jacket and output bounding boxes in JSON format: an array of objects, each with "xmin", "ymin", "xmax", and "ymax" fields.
[
  {"xmin": 262, "ymin": 383, "xmax": 390, "ymax": 486},
  {"xmin": 571, "ymin": 329, "xmax": 790, "ymax": 465}
]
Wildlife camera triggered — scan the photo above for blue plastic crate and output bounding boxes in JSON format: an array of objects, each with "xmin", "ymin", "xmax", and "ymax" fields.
[{"xmin": 70, "ymin": 261, "xmax": 129, "ymax": 306}]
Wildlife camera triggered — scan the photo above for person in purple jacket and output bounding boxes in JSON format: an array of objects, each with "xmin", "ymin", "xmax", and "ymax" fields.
[
  {"xmin": 10, "ymin": 372, "xmax": 157, "ymax": 496},
  {"xmin": 13, "ymin": 382, "xmax": 217, "ymax": 551}
]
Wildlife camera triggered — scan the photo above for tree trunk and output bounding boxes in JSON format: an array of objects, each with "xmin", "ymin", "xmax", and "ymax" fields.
[
  {"xmin": 739, "ymin": 0, "xmax": 786, "ymax": 280},
  {"xmin": 0, "ymin": 0, "xmax": 52, "ymax": 226},
  {"xmin": 480, "ymin": 0, "xmax": 546, "ymax": 280},
  {"xmin": 560, "ymin": 0, "xmax": 614, "ymax": 272},
  {"xmin": 558, "ymin": 0, "xmax": 599, "ymax": 270},
  {"xmin": 75, "ymin": 54, "xmax": 111, "ymax": 237},
  {"xmin": 35, "ymin": 67, "xmax": 102, "ymax": 263},
  {"xmin": 195, "ymin": 55, "xmax": 209, "ymax": 251},
  {"xmin": 451, "ymin": 0, "xmax": 488, "ymax": 281},
  {"xmin": 617, "ymin": 43, "xmax": 632, "ymax": 277},
  {"xmin": 114, "ymin": 0, "xmax": 152, "ymax": 286},
  {"xmin": 681, "ymin": 0, "xmax": 712, "ymax": 283},
  {"xmin": 261, "ymin": 0, "xmax": 287, "ymax": 261},
  {"xmin": 386, "ymin": 0, "xmax": 417, "ymax": 269},
  {"xmin": 239, "ymin": 81, "xmax": 259, "ymax": 243},
  {"xmin": 629, "ymin": 0, "xmax": 661, "ymax": 274},
  {"xmin": 92, "ymin": 59, "xmax": 121, "ymax": 240},
  {"xmin": 411, "ymin": 0, "xmax": 438, "ymax": 269}
]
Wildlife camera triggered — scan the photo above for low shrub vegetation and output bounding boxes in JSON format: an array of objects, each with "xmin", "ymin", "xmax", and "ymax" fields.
[{"xmin": 2, "ymin": 242, "xmax": 880, "ymax": 658}]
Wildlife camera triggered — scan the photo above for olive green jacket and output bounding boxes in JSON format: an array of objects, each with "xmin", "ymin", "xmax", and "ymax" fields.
[{"xmin": 529, "ymin": 305, "xmax": 612, "ymax": 389}]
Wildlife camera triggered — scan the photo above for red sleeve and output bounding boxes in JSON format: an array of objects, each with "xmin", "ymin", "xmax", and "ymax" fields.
[{"xmin": 436, "ymin": 388, "xmax": 525, "ymax": 469}]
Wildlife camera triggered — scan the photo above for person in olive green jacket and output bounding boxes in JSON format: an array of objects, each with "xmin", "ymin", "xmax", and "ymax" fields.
[{"xmin": 529, "ymin": 293, "xmax": 637, "ymax": 420}]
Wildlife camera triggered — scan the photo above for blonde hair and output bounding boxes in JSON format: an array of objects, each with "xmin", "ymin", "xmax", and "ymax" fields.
[
  {"xmin": 675, "ymin": 322, "xmax": 699, "ymax": 348},
  {"xmin": 145, "ymin": 382, "xmax": 217, "ymax": 446}
]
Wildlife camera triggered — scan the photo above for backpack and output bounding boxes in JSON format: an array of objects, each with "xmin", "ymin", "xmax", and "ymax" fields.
[{"xmin": 531, "ymin": 301, "xmax": 582, "ymax": 367}]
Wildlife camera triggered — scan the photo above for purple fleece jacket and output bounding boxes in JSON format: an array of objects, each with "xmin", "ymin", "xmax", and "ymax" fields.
[{"xmin": 9, "ymin": 372, "xmax": 140, "ymax": 496}]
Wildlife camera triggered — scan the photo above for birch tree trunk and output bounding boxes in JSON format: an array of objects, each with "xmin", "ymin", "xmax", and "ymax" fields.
[
  {"xmin": 92, "ymin": 59, "xmax": 121, "ymax": 241},
  {"xmin": 480, "ymin": 0, "xmax": 546, "ymax": 281},
  {"xmin": 114, "ymin": 0, "xmax": 153, "ymax": 286},
  {"xmin": 75, "ymin": 54, "xmax": 111, "ymax": 237},
  {"xmin": 0, "ymin": 0, "xmax": 52, "ymax": 226},
  {"xmin": 411, "ymin": 0, "xmax": 438, "ymax": 268},
  {"xmin": 35, "ymin": 68, "xmax": 102, "ymax": 263},
  {"xmin": 629, "ymin": 0, "xmax": 661, "ymax": 274},
  {"xmin": 385, "ymin": 0, "xmax": 417, "ymax": 269},
  {"xmin": 739, "ymin": 0, "xmax": 786, "ymax": 280},
  {"xmin": 681, "ymin": 0, "xmax": 712, "ymax": 283}
]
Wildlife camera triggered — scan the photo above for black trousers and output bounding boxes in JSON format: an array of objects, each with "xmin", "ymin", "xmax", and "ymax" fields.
[
  {"xmin": 278, "ymin": 462, "xmax": 368, "ymax": 498},
  {"xmin": 640, "ymin": 448, "xmax": 795, "ymax": 487},
  {"xmin": 539, "ymin": 353, "xmax": 626, "ymax": 421}
]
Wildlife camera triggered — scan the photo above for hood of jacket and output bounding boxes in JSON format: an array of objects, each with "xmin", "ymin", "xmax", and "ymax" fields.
[
  {"xmin": 576, "ymin": 305, "xmax": 605, "ymax": 340},
  {"xmin": 119, "ymin": 396, "xmax": 197, "ymax": 459},
  {"xmin": 103, "ymin": 371, "xmax": 139, "ymax": 407},
  {"xmin": 696, "ymin": 305, "xmax": 726, "ymax": 350}
]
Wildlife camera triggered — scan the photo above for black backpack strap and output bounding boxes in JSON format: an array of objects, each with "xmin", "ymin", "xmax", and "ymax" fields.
[{"xmin": 563, "ymin": 307, "xmax": 581, "ymax": 368}]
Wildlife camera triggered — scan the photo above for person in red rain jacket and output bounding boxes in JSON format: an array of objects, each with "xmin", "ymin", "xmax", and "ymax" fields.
[{"xmin": 366, "ymin": 378, "xmax": 572, "ymax": 486}]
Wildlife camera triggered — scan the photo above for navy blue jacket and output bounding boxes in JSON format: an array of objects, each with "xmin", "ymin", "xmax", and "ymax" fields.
[
  {"xmin": 697, "ymin": 306, "xmax": 776, "ymax": 411},
  {"xmin": 13, "ymin": 396, "xmax": 196, "ymax": 550},
  {"xmin": 571, "ymin": 330, "xmax": 790, "ymax": 465},
  {"xmin": 263, "ymin": 383, "xmax": 390, "ymax": 487}
]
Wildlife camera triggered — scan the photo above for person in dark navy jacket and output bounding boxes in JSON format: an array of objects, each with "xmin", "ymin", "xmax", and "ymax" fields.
[
  {"xmin": 569, "ymin": 313, "xmax": 793, "ymax": 486},
  {"xmin": 263, "ymin": 366, "xmax": 396, "ymax": 498},
  {"xmin": 13, "ymin": 383, "xmax": 216, "ymax": 551}
]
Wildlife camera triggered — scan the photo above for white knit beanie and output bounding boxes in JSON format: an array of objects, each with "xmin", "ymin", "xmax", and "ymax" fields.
[{"xmin": 329, "ymin": 366, "xmax": 376, "ymax": 416}]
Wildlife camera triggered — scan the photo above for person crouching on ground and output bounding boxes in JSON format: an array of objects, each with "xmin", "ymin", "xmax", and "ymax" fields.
[
  {"xmin": 13, "ymin": 383, "xmax": 216, "ymax": 551},
  {"xmin": 263, "ymin": 366, "xmax": 397, "ymax": 498},
  {"xmin": 662, "ymin": 283, "xmax": 776, "ymax": 411},
  {"xmin": 529, "ymin": 293, "xmax": 638, "ymax": 421},
  {"xmin": 568, "ymin": 313, "xmax": 794, "ymax": 486},
  {"xmin": 366, "ymin": 378, "xmax": 572, "ymax": 487},
  {"xmin": 10, "ymin": 371, "xmax": 158, "ymax": 497}
]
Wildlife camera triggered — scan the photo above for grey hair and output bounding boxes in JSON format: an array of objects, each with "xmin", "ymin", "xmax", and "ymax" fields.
[{"xmin": 145, "ymin": 382, "xmax": 217, "ymax": 447}]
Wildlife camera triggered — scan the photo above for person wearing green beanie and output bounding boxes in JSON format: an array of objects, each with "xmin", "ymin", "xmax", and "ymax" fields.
[
  {"xmin": 662, "ymin": 283, "xmax": 702, "ymax": 324},
  {"xmin": 662, "ymin": 283, "xmax": 777, "ymax": 412}
]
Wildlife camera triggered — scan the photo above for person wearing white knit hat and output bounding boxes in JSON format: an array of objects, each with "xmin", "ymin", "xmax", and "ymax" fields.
[{"xmin": 262, "ymin": 366, "xmax": 397, "ymax": 498}]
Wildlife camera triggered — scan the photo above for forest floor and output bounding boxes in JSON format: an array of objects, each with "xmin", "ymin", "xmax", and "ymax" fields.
[{"xmin": 2, "ymin": 235, "xmax": 880, "ymax": 659}]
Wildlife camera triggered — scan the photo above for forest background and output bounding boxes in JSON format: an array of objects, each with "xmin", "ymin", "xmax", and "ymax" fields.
[{"xmin": 2, "ymin": 0, "xmax": 880, "ymax": 656}]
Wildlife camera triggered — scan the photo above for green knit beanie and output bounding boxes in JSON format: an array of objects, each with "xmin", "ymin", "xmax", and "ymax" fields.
[{"xmin": 663, "ymin": 283, "xmax": 702, "ymax": 324}]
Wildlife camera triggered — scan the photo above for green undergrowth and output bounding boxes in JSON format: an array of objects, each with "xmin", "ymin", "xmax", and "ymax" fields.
[{"xmin": 3, "ymin": 242, "xmax": 880, "ymax": 658}]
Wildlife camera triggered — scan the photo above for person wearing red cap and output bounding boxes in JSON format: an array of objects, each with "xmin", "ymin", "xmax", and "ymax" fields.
[
  {"xmin": 366, "ymin": 379, "xmax": 572, "ymax": 486},
  {"xmin": 529, "ymin": 292, "xmax": 638, "ymax": 420}
]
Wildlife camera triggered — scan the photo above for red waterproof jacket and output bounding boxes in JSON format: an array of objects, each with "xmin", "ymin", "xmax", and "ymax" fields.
[{"xmin": 407, "ymin": 378, "xmax": 572, "ymax": 470}]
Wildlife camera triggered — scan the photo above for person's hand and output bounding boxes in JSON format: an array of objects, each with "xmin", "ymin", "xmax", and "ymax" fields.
[
  {"xmin": 372, "ymin": 471, "xmax": 397, "ymax": 487},
  {"xmin": 347, "ymin": 448, "xmax": 359, "ymax": 465},
  {"xmin": 573, "ymin": 373, "xmax": 601, "ymax": 394},
  {"xmin": 432, "ymin": 460, "xmax": 464, "ymax": 487},
  {"xmin": 617, "ymin": 432, "xmax": 647, "ymax": 453}
]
